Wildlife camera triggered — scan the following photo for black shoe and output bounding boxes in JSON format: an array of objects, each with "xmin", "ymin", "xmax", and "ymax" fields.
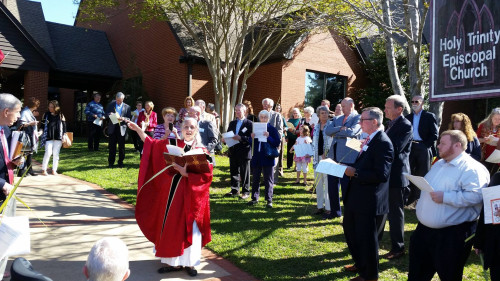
[
  {"xmin": 266, "ymin": 202, "xmax": 273, "ymax": 208},
  {"xmin": 313, "ymin": 209, "xmax": 324, "ymax": 215},
  {"xmin": 117, "ymin": 163, "xmax": 124, "ymax": 168},
  {"xmin": 224, "ymin": 191, "xmax": 239, "ymax": 197},
  {"xmin": 247, "ymin": 200, "xmax": 258, "ymax": 206},
  {"xmin": 108, "ymin": 163, "xmax": 114, "ymax": 168},
  {"xmin": 185, "ymin": 267, "xmax": 197, "ymax": 277},
  {"xmin": 158, "ymin": 266, "xmax": 183, "ymax": 274},
  {"xmin": 240, "ymin": 193, "xmax": 250, "ymax": 200},
  {"xmin": 27, "ymin": 170, "xmax": 37, "ymax": 176}
]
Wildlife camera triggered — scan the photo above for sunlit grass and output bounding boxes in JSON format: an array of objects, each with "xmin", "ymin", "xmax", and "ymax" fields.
[{"xmin": 35, "ymin": 137, "xmax": 486, "ymax": 280}]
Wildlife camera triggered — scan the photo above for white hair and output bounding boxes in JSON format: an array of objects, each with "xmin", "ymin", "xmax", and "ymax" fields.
[
  {"xmin": 303, "ymin": 106, "xmax": 314, "ymax": 115},
  {"xmin": 0, "ymin": 93, "xmax": 21, "ymax": 111},
  {"xmin": 182, "ymin": 117, "xmax": 203, "ymax": 146},
  {"xmin": 262, "ymin": 98, "xmax": 274, "ymax": 107},
  {"xmin": 258, "ymin": 110, "xmax": 271, "ymax": 122},
  {"xmin": 235, "ymin": 103, "xmax": 247, "ymax": 112},
  {"xmin": 292, "ymin": 108, "xmax": 302, "ymax": 119},
  {"xmin": 86, "ymin": 237, "xmax": 129, "ymax": 281},
  {"xmin": 116, "ymin": 92, "xmax": 125, "ymax": 99},
  {"xmin": 190, "ymin": 106, "xmax": 202, "ymax": 114},
  {"xmin": 195, "ymin": 100, "xmax": 206, "ymax": 108}
]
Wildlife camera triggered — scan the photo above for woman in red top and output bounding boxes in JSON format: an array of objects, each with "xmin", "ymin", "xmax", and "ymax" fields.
[
  {"xmin": 137, "ymin": 101, "xmax": 157, "ymax": 156},
  {"xmin": 477, "ymin": 107, "xmax": 500, "ymax": 174}
]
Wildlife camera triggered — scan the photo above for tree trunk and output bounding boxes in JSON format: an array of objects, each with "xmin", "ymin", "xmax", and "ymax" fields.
[
  {"xmin": 428, "ymin": 101, "xmax": 444, "ymax": 130},
  {"xmin": 382, "ymin": 0, "xmax": 407, "ymax": 113}
]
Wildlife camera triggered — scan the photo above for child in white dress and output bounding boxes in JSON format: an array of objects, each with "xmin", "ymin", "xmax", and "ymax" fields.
[{"xmin": 290, "ymin": 125, "xmax": 312, "ymax": 186}]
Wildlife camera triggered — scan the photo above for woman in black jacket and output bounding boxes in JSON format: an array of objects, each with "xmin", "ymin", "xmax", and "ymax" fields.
[{"xmin": 40, "ymin": 100, "xmax": 66, "ymax": 176}]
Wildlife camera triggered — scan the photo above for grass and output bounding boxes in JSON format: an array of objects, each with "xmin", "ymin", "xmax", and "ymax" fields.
[{"xmin": 35, "ymin": 137, "xmax": 486, "ymax": 280}]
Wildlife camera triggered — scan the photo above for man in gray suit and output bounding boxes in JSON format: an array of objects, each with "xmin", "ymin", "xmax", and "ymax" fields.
[
  {"xmin": 262, "ymin": 98, "xmax": 284, "ymax": 183},
  {"xmin": 324, "ymin": 97, "xmax": 361, "ymax": 219},
  {"xmin": 187, "ymin": 106, "xmax": 217, "ymax": 153}
]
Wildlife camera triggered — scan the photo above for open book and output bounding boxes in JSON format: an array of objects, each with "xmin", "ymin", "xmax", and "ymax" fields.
[
  {"xmin": 403, "ymin": 173, "xmax": 434, "ymax": 192},
  {"xmin": 163, "ymin": 145, "xmax": 210, "ymax": 173}
]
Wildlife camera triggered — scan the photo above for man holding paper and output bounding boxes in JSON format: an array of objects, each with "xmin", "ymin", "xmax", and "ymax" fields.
[
  {"xmin": 223, "ymin": 104, "xmax": 253, "ymax": 199},
  {"xmin": 408, "ymin": 130, "xmax": 490, "ymax": 281},
  {"xmin": 84, "ymin": 93, "xmax": 106, "ymax": 151},
  {"xmin": 324, "ymin": 97, "xmax": 361, "ymax": 219},
  {"xmin": 343, "ymin": 107, "xmax": 393, "ymax": 281},
  {"xmin": 0, "ymin": 93, "xmax": 23, "ymax": 279},
  {"xmin": 106, "ymin": 92, "xmax": 132, "ymax": 168}
]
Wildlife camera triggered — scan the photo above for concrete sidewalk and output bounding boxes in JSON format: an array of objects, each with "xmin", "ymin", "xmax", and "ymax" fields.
[{"xmin": 5, "ymin": 166, "xmax": 258, "ymax": 281}]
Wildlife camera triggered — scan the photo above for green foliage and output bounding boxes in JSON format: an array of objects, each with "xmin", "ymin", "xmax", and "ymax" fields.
[
  {"xmin": 35, "ymin": 137, "xmax": 485, "ymax": 280},
  {"xmin": 355, "ymin": 38, "xmax": 411, "ymax": 109}
]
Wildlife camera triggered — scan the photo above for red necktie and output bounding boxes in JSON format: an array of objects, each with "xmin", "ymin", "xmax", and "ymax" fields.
[
  {"xmin": 358, "ymin": 136, "xmax": 370, "ymax": 157},
  {"xmin": 1, "ymin": 129, "xmax": 13, "ymax": 184},
  {"xmin": 342, "ymin": 115, "xmax": 348, "ymax": 125}
]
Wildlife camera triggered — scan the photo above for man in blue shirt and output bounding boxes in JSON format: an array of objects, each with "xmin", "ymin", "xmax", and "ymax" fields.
[{"xmin": 84, "ymin": 93, "xmax": 106, "ymax": 151}]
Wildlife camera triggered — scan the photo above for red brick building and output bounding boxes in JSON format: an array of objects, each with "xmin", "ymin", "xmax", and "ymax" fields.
[{"xmin": 75, "ymin": 5, "xmax": 367, "ymax": 120}]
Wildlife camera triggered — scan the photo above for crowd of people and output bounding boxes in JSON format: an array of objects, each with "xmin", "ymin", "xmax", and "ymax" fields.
[{"xmin": 1, "ymin": 91, "xmax": 500, "ymax": 280}]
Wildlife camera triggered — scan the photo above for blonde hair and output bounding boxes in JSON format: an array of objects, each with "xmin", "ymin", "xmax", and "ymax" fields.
[
  {"xmin": 184, "ymin": 96, "xmax": 195, "ymax": 108},
  {"xmin": 448, "ymin": 113, "xmax": 476, "ymax": 142},
  {"xmin": 144, "ymin": 101, "xmax": 154, "ymax": 112}
]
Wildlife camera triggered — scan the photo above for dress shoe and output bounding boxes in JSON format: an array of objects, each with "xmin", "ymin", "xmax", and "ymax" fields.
[
  {"xmin": 266, "ymin": 202, "xmax": 273, "ymax": 208},
  {"xmin": 313, "ymin": 208, "xmax": 324, "ymax": 215},
  {"xmin": 247, "ymin": 200, "xmax": 258, "ymax": 206},
  {"xmin": 224, "ymin": 191, "xmax": 239, "ymax": 197},
  {"xmin": 240, "ymin": 193, "xmax": 250, "ymax": 200},
  {"xmin": 344, "ymin": 264, "xmax": 359, "ymax": 273},
  {"xmin": 117, "ymin": 163, "xmax": 124, "ymax": 168},
  {"xmin": 382, "ymin": 250, "xmax": 405, "ymax": 260},
  {"xmin": 185, "ymin": 267, "xmax": 197, "ymax": 277}
]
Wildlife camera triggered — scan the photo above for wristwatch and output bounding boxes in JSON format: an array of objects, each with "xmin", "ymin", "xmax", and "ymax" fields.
[{"xmin": 353, "ymin": 172, "xmax": 359, "ymax": 178}]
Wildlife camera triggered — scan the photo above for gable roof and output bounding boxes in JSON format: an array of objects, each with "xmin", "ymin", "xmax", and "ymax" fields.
[
  {"xmin": 1, "ymin": 0, "xmax": 121, "ymax": 78},
  {"xmin": 46, "ymin": 22, "xmax": 121, "ymax": 78}
]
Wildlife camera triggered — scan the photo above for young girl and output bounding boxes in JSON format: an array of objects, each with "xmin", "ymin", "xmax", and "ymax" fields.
[{"xmin": 290, "ymin": 125, "xmax": 312, "ymax": 186}]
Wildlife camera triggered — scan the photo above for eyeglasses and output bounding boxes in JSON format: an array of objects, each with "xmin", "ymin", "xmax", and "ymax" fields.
[
  {"xmin": 411, "ymin": 101, "xmax": 420, "ymax": 104},
  {"xmin": 360, "ymin": 118, "xmax": 374, "ymax": 122}
]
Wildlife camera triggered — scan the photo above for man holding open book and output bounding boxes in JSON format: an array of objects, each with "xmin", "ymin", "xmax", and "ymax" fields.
[{"xmin": 408, "ymin": 130, "xmax": 489, "ymax": 281}]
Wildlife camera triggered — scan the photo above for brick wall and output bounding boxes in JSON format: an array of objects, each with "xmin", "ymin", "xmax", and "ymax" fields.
[
  {"xmin": 244, "ymin": 63, "xmax": 283, "ymax": 114},
  {"xmin": 77, "ymin": 7, "xmax": 188, "ymax": 114},
  {"xmin": 23, "ymin": 70, "xmax": 48, "ymax": 119},
  {"xmin": 59, "ymin": 88, "xmax": 75, "ymax": 124}
]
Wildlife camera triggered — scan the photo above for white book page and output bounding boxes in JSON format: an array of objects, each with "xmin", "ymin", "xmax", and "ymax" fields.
[
  {"xmin": 93, "ymin": 118, "xmax": 103, "ymax": 126},
  {"xmin": 345, "ymin": 138, "xmax": 362, "ymax": 152},
  {"xmin": 109, "ymin": 113, "xmax": 120, "ymax": 124},
  {"xmin": 294, "ymin": 143, "xmax": 313, "ymax": 157},
  {"xmin": 165, "ymin": 145, "xmax": 184, "ymax": 156},
  {"xmin": 0, "ymin": 216, "xmax": 30, "ymax": 259},
  {"xmin": 253, "ymin": 122, "xmax": 268, "ymax": 142},
  {"xmin": 9, "ymin": 131, "xmax": 20, "ymax": 159},
  {"xmin": 486, "ymin": 149, "xmax": 500, "ymax": 163},
  {"xmin": 403, "ymin": 173, "xmax": 434, "ymax": 192},
  {"xmin": 315, "ymin": 158, "xmax": 347, "ymax": 178},
  {"xmin": 222, "ymin": 131, "xmax": 239, "ymax": 148}
]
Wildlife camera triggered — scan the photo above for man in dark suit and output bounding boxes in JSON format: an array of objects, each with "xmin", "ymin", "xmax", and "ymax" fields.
[
  {"xmin": 223, "ymin": 103, "xmax": 253, "ymax": 199},
  {"xmin": 106, "ymin": 92, "xmax": 132, "ymax": 168},
  {"xmin": 405, "ymin": 95, "xmax": 438, "ymax": 205},
  {"xmin": 379, "ymin": 95, "xmax": 412, "ymax": 260},
  {"xmin": 343, "ymin": 107, "xmax": 394, "ymax": 281},
  {"xmin": 187, "ymin": 106, "xmax": 217, "ymax": 153},
  {"xmin": 0, "ymin": 93, "xmax": 23, "ymax": 279}
]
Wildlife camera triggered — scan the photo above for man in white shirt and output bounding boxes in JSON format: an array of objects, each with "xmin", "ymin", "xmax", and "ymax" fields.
[{"xmin": 408, "ymin": 130, "xmax": 490, "ymax": 281}]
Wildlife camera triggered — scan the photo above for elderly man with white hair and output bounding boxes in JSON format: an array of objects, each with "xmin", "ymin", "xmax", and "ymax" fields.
[
  {"xmin": 262, "ymin": 98, "xmax": 284, "ymax": 183},
  {"xmin": 105, "ymin": 92, "xmax": 132, "ymax": 168},
  {"xmin": 84, "ymin": 237, "xmax": 130, "ymax": 281},
  {"xmin": 195, "ymin": 99, "xmax": 217, "ymax": 128}
]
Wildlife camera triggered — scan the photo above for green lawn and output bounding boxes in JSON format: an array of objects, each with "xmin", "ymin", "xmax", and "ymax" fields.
[{"xmin": 35, "ymin": 137, "xmax": 486, "ymax": 280}]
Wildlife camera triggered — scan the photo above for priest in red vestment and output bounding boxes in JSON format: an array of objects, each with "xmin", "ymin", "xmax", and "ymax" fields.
[{"xmin": 127, "ymin": 117, "xmax": 213, "ymax": 277}]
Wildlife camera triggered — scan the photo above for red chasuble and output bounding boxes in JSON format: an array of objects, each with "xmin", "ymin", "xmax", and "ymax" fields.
[{"xmin": 136, "ymin": 137, "xmax": 213, "ymax": 258}]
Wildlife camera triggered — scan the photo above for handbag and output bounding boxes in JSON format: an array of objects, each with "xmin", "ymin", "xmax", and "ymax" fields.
[
  {"xmin": 262, "ymin": 142, "xmax": 279, "ymax": 158},
  {"xmin": 62, "ymin": 132, "xmax": 73, "ymax": 148}
]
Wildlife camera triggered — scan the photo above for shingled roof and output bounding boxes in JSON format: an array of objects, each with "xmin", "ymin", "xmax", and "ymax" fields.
[
  {"xmin": 1, "ymin": 0, "xmax": 121, "ymax": 78},
  {"xmin": 46, "ymin": 22, "xmax": 121, "ymax": 78}
]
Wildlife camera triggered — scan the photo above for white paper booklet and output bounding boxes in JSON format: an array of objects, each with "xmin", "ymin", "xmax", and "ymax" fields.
[
  {"xmin": 165, "ymin": 145, "xmax": 204, "ymax": 157},
  {"xmin": 482, "ymin": 185, "xmax": 500, "ymax": 224},
  {"xmin": 345, "ymin": 138, "xmax": 362, "ymax": 152},
  {"xmin": 315, "ymin": 158, "xmax": 347, "ymax": 178},
  {"xmin": 222, "ymin": 131, "xmax": 239, "ymax": 148},
  {"xmin": 486, "ymin": 149, "xmax": 500, "ymax": 163},
  {"xmin": 253, "ymin": 122, "xmax": 268, "ymax": 142},
  {"xmin": 294, "ymin": 143, "xmax": 313, "ymax": 157},
  {"xmin": 9, "ymin": 131, "xmax": 21, "ymax": 159},
  {"xmin": 0, "ymin": 216, "xmax": 30, "ymax": 260},
  {"xmin": 310, "ymin": 114, "xmax": 319, "ymax": 125},
  {"xmin": 403, "ymin": 173, "xmax": 434, "ymax": 192},
  {"xmin": 109, "ymin": 113, "xmax": 120, "ymax": 124},
  {"xmin": 93, "ymin": 118, "xmax": 103, "ymax": 126}
]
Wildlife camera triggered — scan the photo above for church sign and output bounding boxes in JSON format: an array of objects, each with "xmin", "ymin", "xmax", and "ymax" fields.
[{"xmin": 430, "ymin": 0, "xmax": 500, "ymax": 101}]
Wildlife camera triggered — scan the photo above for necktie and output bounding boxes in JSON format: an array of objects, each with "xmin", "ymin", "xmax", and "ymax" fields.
[
  {"xmin": 358, "ymin": 136, "xmax": 370, "ymax": 157},
  {"xmin": 342, "ymin": 115, "xmax": 348, "ymax": 125},
  {"xmin": 1, "ymin": 129, "xmax": 14, "ymax": 184}
]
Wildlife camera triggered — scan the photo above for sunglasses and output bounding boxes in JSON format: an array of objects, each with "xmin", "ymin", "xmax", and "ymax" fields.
[{"xmin": 411, "ymin": 101, "xmax": 420, "ymax": 104}]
